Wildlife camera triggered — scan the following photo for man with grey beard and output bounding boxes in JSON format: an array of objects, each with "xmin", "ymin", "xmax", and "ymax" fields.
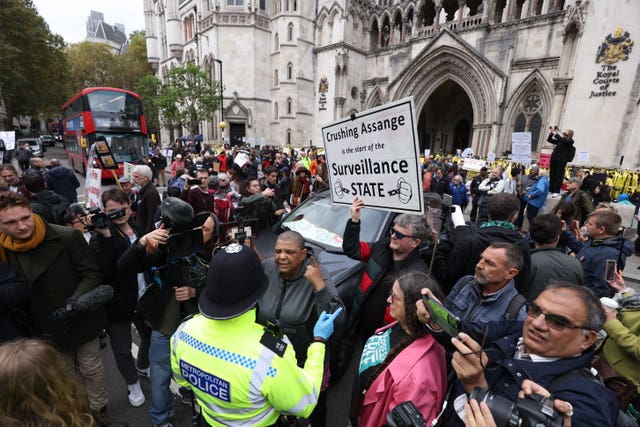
[{"xmin": 443, "ymin": 242, "xmax": 527, "ymax": 328}]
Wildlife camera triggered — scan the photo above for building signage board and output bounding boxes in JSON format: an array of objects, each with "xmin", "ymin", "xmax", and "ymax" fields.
[{"xmin": 321, "ymin": 97, "xmax": 423, "ymax": 214}]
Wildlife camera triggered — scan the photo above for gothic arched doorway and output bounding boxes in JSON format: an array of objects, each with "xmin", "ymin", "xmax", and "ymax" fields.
[{"xmin": 417, "ymin": 80, "xmax": 473, "ymax": 154}]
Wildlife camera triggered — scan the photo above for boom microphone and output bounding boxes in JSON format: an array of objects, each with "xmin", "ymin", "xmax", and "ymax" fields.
[{"xmin": 49, "ymin": 285, "xmax": 114, "ymax": 319}]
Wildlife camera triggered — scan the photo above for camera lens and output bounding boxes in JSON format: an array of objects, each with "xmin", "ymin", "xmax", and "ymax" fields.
[{"xmin": 469, "ymin": 388, "xmax": 520, "ymax": 427}]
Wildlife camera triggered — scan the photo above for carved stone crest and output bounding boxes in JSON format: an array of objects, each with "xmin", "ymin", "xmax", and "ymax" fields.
[{"xmin": 596, "ymin": 28, "xmax": 634, "ymax": 64}]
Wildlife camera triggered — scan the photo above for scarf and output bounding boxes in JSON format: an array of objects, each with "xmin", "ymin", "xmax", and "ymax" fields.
[
  {"xmin": 480, "ymin": 220, "xmax": 516, "ymax": 230},
  {"xmin": 0, "ymin": 214, "xmax": 47, "ymax": 263},
  {"xmin": 619, "ymin": 294, "xmax": 640, "ymax": 310}
]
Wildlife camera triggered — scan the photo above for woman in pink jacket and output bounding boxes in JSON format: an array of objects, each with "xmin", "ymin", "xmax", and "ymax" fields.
[{"xmin": 353, "ymin": 271, "xmax": 448, "ymax": 426}]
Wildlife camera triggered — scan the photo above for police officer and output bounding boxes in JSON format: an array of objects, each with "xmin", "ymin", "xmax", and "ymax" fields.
[{"xmin": 170, "ymin": 243, "xmax": 342, "ymax": 426}]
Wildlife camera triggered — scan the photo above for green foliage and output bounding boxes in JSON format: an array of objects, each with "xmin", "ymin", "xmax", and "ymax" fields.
[
  {"xmin": 65, "ymin": 41, "xmax": 118, "ymax": 93},
  {"xmin": 0, "ymin": 0, "xmax": 69, "ymax": 127},
  {"xmin": 134, "ymin": 74, "xmax": 162, "ymax": 136},
  {"xmin": 155, "ymin": 64, "xmax": 221, "ymax": 138}
]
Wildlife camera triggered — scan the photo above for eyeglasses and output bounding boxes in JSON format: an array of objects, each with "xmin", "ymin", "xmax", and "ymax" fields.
[
  {"xmin": 526, "ymin": 303, "xmax": 586, "ymax": 330},
  {"xmin": 388, "ymin": 290, "xmax": 402, "ymax": 304},
  {"xmin": 390, "ymin": 227, "xmax": 415, "ymax": 240}
]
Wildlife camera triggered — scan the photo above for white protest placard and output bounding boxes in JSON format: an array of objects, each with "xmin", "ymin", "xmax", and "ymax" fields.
[
  {"xmin": 424, "ymin": 149, "xmax": 431, "ymax": 158},
  {"xmin": 577, "ymin": 151, "xmax": 590, "ymax": 163},
  {"xmin": 0, "ymin": 131, "xmax": 16, "ymax": 150},
  {"xmin": 487, "ymin": 152, "xmax": 496, "ymax": 163},
  {"xmin": 461, "ymin": 147, "xmax": 474, "ymax": 158},
  {"xmin": 322, "ymin": 97, "xmax": 423, "ymax": 214},
  {"xmin": 123, "ymin": 162, "xmax": 135, "ymax": 181},
  {"xmin": 511, "ymin": 132, "xmax": 532, "ymax": 164},
  {"xmin": 460, "ymin": 158, "xmax": 486, "ymax": 171},
  {"xmin": 234, "ymin": 150, "xmax": 250, "ymax": 167},
  {"xmin": 84, "ymin": 167, "xmax": 102, "ymax": 208}
]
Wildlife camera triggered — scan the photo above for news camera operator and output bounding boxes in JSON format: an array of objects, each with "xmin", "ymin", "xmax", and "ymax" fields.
[
  {"xmin": 88, "ymin": 188, "xmax": 148, "ymax": 408},
  {"xmin": 238, "ymin": 178, "xmax": 277, "ymax": 233},
  {"xmin": 117, "ymin": 197, "xmax": 212, "ymax": 427}
]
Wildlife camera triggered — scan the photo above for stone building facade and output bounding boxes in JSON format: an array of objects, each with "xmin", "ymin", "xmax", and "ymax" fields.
[{"xmin": 144, "ymin": 0, "xmax": 640, "ymax": 168}]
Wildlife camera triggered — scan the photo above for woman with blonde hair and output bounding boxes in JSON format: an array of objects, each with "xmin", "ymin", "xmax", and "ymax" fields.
[{"xmin": 0, "ymin": 338, "xmax": 96, "ymax": 426}]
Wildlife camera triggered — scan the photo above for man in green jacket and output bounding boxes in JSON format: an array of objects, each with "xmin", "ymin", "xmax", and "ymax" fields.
[{"xmin": 0, "ymin": 191, "xmax": 108, "ymax": 417}]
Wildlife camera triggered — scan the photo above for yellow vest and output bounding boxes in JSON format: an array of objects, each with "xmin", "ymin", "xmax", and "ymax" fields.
[{"xmin": 170, "ymin": 310, "xmax": 325, "ymax": 426}]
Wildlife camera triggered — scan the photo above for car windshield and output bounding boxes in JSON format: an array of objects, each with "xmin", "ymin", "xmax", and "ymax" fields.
[{"xmin": 281, "ymin": 194, "xmax": 389, "ymax": 252}]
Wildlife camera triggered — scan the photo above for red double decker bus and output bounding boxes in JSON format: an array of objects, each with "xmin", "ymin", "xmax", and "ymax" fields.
[{"xmin": 61, "ymin": 87, "xmax": 149, "ymax": 178}]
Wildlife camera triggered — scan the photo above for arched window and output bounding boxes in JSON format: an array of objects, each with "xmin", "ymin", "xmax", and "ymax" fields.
[
  {"xmin": 286, "ymin": 129, "xmax": 292, "ymax": 145},
  {"xmin": 293, "ymin": 0, "xmax": 297, "ymax": 11},
  {"xmin": 274, "ymin": 33, "xmax": 279, "ymax": 50},
  {"xmin": 274, "ymin": 102, "xmax": 279, "ymax": 120},
  {"xmin": 287, "ymin": 23, "xmax": 294, "ymax": 41},
  {"xmin": 274, "ymin": 69, "xmax": 279, "ymax": 86},
  {"xmin": 514, "ymin": 113, "xmax": 526, "ymax": 132},
  {"xmin": 512, "ymin": 86, "xmax": 545, "ymax": 151},
  {"xmin": 287, "ymin": 97, "xmax": 292, "ymax": 114},
  {"xmin": 287, "ymin": 63, "xmax": 293, "ymax": 80}
]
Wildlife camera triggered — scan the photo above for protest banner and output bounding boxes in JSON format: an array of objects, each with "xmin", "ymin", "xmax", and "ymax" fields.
[
  {"xmin": 538, "ymin": 153, "xmax": 551, "ymax": 168},
  {"xmin": 511, "ymin": 132, "xmax": 532, "ymax": 164},
  {"xmin": 460, "ymin": 158, "xmax": 487, "ymax": 171},
  {"xmin": 0, "ymin": 131, "xmax": 16, "ymax": 151},
  {"xmin": 84, "ymin": 167, "xmax": 102, "ymax": 208},
  {"xmin": 322, "ymin": 97, "xmax": 423, "ymax": 214}
]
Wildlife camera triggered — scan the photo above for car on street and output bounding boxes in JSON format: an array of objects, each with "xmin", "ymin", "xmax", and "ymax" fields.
[
  {"xmin": 16, "ymin": 137, "xmax": 44, "ymax": 157},
  {"xmin": 40, "ymin": 134, "xmax": 55, "ymax": 146}
]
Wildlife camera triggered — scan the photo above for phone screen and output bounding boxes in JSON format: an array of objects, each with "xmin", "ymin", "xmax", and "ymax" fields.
[
  {"xmin": 604, "ymin": 259, "xmax": 617, "ymax": 281},
  {"xmin": 423, "ymin": 295, "xmax": 460, "ymax": 337}
]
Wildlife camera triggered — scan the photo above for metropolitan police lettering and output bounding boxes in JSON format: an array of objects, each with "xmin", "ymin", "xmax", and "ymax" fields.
[{"xmin": 180, "ymin": 360, "xmax": 231, "ymax": 402}]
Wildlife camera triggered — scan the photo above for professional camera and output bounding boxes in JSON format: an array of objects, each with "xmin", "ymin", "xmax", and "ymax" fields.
[
  {"xmin": 87, "ymin": 206, "xmax": 126, "ymax": 229},
  {"xmin": 469, "ymin": 388, "xmax": 563, "ymax": 427},
  {"xmin": 385, "ymin": 401, "xmax": 426, "ymax": 427}
]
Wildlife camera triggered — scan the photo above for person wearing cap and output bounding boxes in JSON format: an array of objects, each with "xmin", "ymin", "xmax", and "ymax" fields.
[
  {"xmin": 117, "ymin": 197, "xmax": 206, "ymax": 427},
  {"xmin": 170, "ymin": 154, "xmax": 185, "ymax": 179},
  {"xmin": 170, "ymin": 243, "xmax": 342, "ymax": 426},
  {"xmin": 552, "ymin": 176, "xmax": 594, "ymax": 226},
  {"xmin": 547, "ymin": 127, "xmax": 576, "ymax": 193}
]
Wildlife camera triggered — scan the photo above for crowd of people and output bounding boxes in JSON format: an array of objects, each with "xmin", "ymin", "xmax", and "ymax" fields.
[{"xmin": 0, "ymin": 137, "xmax": 639, "ymax": 427}]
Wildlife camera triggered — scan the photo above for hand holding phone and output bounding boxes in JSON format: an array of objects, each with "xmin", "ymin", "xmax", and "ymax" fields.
[
  {"xmin": 422, "ymin": 294, "xmax": 461, "ymax": 337},
  {"xmin": 604, "ymin": 259, "xmax": 617, "ymax": 281}
]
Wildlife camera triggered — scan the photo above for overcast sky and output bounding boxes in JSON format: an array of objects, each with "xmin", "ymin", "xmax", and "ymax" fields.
[{"xmin": 32, "ymin": 0, "xmax": 145, "ymax": 44}]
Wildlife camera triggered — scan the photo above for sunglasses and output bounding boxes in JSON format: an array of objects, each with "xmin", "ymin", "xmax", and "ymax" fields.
[
  {"xmin": 390, "ymin": 227, "xmax": 415, "ymax": 240},
  {"xmin": 526, "ymin": 302, "xmax": 587, "ymax": 330}
]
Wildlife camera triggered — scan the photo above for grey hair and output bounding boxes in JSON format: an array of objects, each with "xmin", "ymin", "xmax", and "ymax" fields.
[
  {"xmin": 393, "ymin": 214, "xmax": 430, "ymax": 242},
  {"xmin": 544, "ymin": 282, "xmax": 605, "ymax": 331},
  {"xmin": 276, "ymin": 230, "xmax": 305, "ymax": 250},
  {"xmin": 132, "ymin": 165, "xmax": 153, "ymax": 180}
]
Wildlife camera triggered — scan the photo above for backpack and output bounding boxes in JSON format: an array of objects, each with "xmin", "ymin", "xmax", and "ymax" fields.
[
  {"xmin": 568, "ymin": 144, "xmax": 576, "ymax": 162},
  {"xmin": 49, "ymin": 196, "xmax": 70, "ymax": 225}
]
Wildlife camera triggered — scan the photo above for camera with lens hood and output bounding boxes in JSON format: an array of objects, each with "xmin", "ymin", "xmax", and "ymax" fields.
[{"xmin": 469, "ymin": 387, "xmax": 563, "ymax": 427}]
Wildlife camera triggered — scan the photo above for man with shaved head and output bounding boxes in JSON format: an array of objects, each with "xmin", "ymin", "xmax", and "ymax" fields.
[{"xmin": 257, "ymin": 230, "xmax": 345, "ymax": 425}]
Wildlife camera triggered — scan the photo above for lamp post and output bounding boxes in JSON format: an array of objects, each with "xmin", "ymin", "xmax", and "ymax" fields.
[{"xmin": 213, "ymin": 59, "xmax": 224, "ymax": 140}]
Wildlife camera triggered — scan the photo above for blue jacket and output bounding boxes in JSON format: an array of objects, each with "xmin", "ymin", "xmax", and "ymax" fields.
[
  {"xmin": 525, "ymin": 175, "xmax": 549, "ymax": 208},
  {"xmin": 449, "ymin": 183, "xmax": 469, "ymax": 207},
  {"xmin": 443, "ymin": 320, "xmax": 620, "ymax": 426},
  {"xmin": 444, "ymin": 276, "xmax": 526, "ymax": 328},
  {"xmin": 575, "ymin": 236, "xmax": 634, "ymax": 298}
]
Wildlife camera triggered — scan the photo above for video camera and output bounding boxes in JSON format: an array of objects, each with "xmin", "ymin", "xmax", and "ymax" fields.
[
  {"xmin": 469, "ymin": 387, "xmax": 563, "ymax": 427},
  {"xmin": 87, "ymin": 206, "xmax": 126, "ymax": 229}
]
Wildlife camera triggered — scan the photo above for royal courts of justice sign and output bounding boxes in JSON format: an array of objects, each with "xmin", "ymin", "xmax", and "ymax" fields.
[{"xmin": 321, "ymin": 97, "xmax": 424, "ymax": 214}]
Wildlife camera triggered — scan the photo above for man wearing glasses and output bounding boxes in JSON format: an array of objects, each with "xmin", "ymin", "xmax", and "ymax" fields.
[
  {"xmin": 342, "ymin": 196, "xmax": 430, "ymax": 339},
  {"xmin": 426, "ymin": 282, "xmax": 619, "ymax": 426}
]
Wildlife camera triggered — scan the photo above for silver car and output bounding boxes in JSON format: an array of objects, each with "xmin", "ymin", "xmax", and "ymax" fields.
[{"xmin": 16, "ymin": 138, "xmax": 44, "ymax": 157}]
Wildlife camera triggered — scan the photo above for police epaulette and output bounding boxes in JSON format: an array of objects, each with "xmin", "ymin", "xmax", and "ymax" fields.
[{"xmin": 260, "ymin": 330, "xmax": 287, "ymax": 358}]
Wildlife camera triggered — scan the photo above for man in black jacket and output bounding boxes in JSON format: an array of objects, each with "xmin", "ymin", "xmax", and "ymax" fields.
[
  {"xmin": 469, "ymin": 167, "xmax": 488, "ymax": 222},
  {"xmin": 547, "ymin": 127, "xmax": 575, "ymax": 193},
  {"xmin": 445, "ymin": 193, "xmax": 531, "ymax": 295}
]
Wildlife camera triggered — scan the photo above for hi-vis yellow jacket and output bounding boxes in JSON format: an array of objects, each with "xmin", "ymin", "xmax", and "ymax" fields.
[{"xmin": 170, "ymin": 310, "xmax": 325, "ymax": 426}]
